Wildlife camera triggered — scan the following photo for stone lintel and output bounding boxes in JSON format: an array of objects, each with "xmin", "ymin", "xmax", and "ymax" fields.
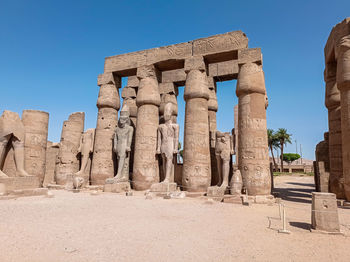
[
  {"xmin": 325, "ymin": 18, "xmax": 350, "ymax": 63},
  {"xmin": 126, "ymin": 76, "xmax": 139, "ymax": 88},
  {"xmin": 159, "ymin": 82, "xmax": 178, "ymax": 95},
  {"xmin": 104, "ymin": 31, "xmax": 248, "ymax": 74},
  {"xmin": 97, "ymin": 73, "xmax": 121, "ymax": 87},
  {"xmin": 121, "ymin": 87, "xmax": 137, "ymax": 99}
]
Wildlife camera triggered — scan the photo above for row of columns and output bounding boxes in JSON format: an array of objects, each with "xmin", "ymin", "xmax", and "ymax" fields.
[{"xmin": 91, "ymin": 57, "xmax": 270, "ymax": 195}]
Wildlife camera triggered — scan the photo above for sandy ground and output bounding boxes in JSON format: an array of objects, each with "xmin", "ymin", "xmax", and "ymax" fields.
[{"xmin": 1, "ymin": 175, "xmax": 350, "ymax": 262}]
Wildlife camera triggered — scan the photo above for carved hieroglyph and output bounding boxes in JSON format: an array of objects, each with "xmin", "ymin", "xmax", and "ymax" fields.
[
  {"xmin": 0, "ymin": 111, "xmax": 30, "ymax": 178},
  {"xmin": 55, "ymin": 112, "xmax": 84, "ymax": 185},
  {"xmin": 22, "ymin": 110, "xmax": 49, "ymax": 186},
  {"xmin": 75, "ymin": 128, "xmax": 95, "ymax": 185},
  {"xmin": 182, "ymin": 56, "xmax": 211, "ymax": 192},
  {"xmin": 91, "ymin": 73, "xmax": 120, "ymax": 185},
  {"xmin": 236, "ymin": 62, "xmax": 271, "ymax": 196},
  {"xmin": 133, "ymin": 65, "xmax": 161, "ymax": 190}
]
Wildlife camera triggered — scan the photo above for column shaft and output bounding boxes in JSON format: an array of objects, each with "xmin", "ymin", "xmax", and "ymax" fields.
[
  {"xmin": 132, "ymin": 65, "xmax": 161, "ymax": 190},
  {"xmin": 236, "ymin": 62, "xmax": 270, "ymax": 196},
  {"xmin": 182, "ymin": 57, "xmax": 211, "ymax": 192},
  {"xmin": 90, "ymin": 73, "xmax": 120, "ymax": 185}
]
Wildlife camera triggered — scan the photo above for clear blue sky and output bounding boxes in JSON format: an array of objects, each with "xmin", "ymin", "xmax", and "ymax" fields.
[{"xmin": 1, "ymin": 0, "xmax": 349, "ymax": 160}]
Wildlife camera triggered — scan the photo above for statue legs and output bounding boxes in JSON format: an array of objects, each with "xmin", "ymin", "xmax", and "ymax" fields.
[
  {"xmin": 220, "ymin": 158, "xmax": 230, "ymax": 188},
  {"xmin": 0, "ymin": 135, "xmax": 10, "ymax": 178},
  {"xmin": 75, "ymin": 153, "xmax": 89, "ymax": 177},
  {"xmin": 215, "ymin": 155, "xmax": 222, "ymax": 186},
  {"xmin": 161, "ymin": 153, "xmax": 173, "ymax": 183},
  {"xmin": 114, "ymin": 154, "xmax": 128, "ymax": 182},
  {"xmin": 12, "ymin": 139, "xmax": 30, "ymax": 177}
]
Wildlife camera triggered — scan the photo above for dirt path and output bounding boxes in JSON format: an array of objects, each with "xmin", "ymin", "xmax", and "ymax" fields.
[{"xmin": 0, "ymin": 175, "xmax": 349, "ymax": 262}]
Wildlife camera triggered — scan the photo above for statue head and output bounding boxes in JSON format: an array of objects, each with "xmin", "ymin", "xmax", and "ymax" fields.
[
  {"xmin": 118, "ymin": 105, "xmax": 131, "ymax": 128},
  {"xmin": 164, "ymin": 102, "xmax": 173, "ymax": 123}
]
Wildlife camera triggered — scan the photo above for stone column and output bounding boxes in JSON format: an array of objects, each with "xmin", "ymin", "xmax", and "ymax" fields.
[
  {"xmin": 337, "ymin": 36, "xmax": 350, "ymax": 200},
  {"xmin": 182, "ymin": 56, "xmax": 211, "ymax": 192},
  {"xmin": 133, "ymin": 65, "xmax": 161, "ymax": 190},
  {"xmin": 22, "ymin": 110, "xmax": 49, "ymax": 186},
  {"xmin": 43, "ymin": 141, "xmax": 60, "ymax": 186},
  {"xmin": 121, "ymin": 76, "xmax": 139, "ymax": 174},
  {"xmin": 325, "ymin": 63, "xmax": 344, "ymax": 198},
  {"xmin": 55, "ymin": 112, "xmax": 85, "ymax": 185},
  {"xmin": 207, "ymin": 77, "xmax": 219, "ymax": 186},
  {"xmin": 236, "ymin": 62, "xmax": 270, "ymax": 196},
  {"xmin": 234, "ymin": 105, "xmax": 239, "ymax": 165},
  {"xmin": 90, "ymin": 73, "xmax": 120, "ymax": 185}
]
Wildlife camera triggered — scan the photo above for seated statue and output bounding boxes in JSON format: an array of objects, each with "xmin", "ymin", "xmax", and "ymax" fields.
[{"xmin": 0, "ymin": 111, "xmax": 30, "ymax": 178}]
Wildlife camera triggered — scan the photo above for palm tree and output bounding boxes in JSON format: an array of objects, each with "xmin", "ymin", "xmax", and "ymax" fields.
[
  {"xmin": 275, "ymin": 128, "xmax": 292, "ymax": 172},
  {"xmin": 267, "ymin": 129, "xmax": 279, "ymax": 171}
]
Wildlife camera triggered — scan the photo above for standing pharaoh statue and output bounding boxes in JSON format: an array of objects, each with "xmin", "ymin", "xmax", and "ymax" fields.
[
  {"xmin": 207, "ymin": 130, "xmax": 235, "ymax": 197},
  {"xmin": 0, "ymin": 111, "xmax": 30, "ymax": 178},
  {"xmin": 74, "ymin": 128, "xmax": 95, "ymax": 186},
  {"xmin": 106, "ymin": 105, "xmax": 133, "ymax": 184},
  {"xmin": 151, "ymin": 103, "xmax": 179, "ymax": 192}
]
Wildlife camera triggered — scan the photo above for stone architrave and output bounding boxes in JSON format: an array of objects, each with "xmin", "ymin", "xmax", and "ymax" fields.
[
  {"xmin": 133, "ymin": 65, "xmax": 161, "ymax": 190},
  {"xmin": 75, "ymin": 128, "xmax": 95, "ymax": 185},
  {"xmin": 55, "ymin": 112, "xmax": 84, "ymax": 185},
  {"xmin": 311, "ymin": 192, "xmax": 340, "ymax": 233},
  {"xmin": 22, "ymin": 110, "xmax": 49, "ymax": 186},
  {"xmin": 0, "ymin": 111, "xmax": 31, "ymax": 178},
  {"xmin": 91, "ymin": 73, "xmax": 121, "ymax": 185},
  {"xmin": 151, "ymin": 102, "xmax": 179, "ymax": 192},
  {"xmin": 337, "ymin": 34, "xmax": 350, "ymax": 200},
  {"xmin": 325, "ymin": 63, "xmax": 344, "ymax": 198},
  {"xmin": 315, "ymin": 132, "xmax": 330, "ymax": 192},
  {"xmin": 236, "ymin": 62, "xmax": 271, "ymax": 196},
  {"xmin": 207, "ymin": 131, "xmax": 234, "ymax": 197},
  {"xmin": 182, "ymin": 56, "xmax": 211, "ymax": 192},
  {"xmin": 43, "ymin": 141, "xmax": 60, "ymax": 186},
  {"xmin": 208, "ymin": 77, "xmax": 219, "ymax": 186}
]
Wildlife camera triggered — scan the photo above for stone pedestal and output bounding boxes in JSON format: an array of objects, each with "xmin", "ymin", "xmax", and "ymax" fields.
[
  {"xmin": 150, "ymin": 182, "xmax": 177, "ymax": 192},
  {"xmin": 182, "ymin": 57, "xmax": 211, "ymax": 192},
  {"xmin": 0, "ymin": 176, "xmax": 40, "ymax": 192},
  {"xmin": 91, "ymin": 73, "xmax": 120, "ymax": 185},
  {"xmin": 104, "ymin": 181, "xmax": 131, "ymax": 193},
  {"xmin": 311, "ymin": 192, "xmax": 340, "ymax": 233},
  {"xmin": 133, "ymin": 65, "xmax": 161, "ymax": 190},
  {"xmin": 55, "ymin": 112, "xmax": 84, "ymax": 185},
  {"xmin": 236, "ymin": 62, "xmax": 270, "ymax": 196},
  {"xmin": 22, "ymin": 110, "xmax": 49, "ymax": 186}
]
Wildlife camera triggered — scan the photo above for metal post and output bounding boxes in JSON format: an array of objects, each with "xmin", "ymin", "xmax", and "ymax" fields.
[{"xmin": 278, "ymin": 204, "xmax": 291, "ymax": 234}]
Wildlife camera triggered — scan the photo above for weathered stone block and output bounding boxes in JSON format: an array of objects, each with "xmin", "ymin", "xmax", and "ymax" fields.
[
  {"xmin": 103, "ymin": 182, "xmax": 131, "ymax": 193},
  {"xmin": 311, "ymin": 192, "xmax": 340, "ymax": 233},
  {"xmin": 150, "ymin": 182, "xmax": 177, "ymax": 192},
  {"xmin": 0, "ymin": 176, "xmax": 40, "ymax": 192}
]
